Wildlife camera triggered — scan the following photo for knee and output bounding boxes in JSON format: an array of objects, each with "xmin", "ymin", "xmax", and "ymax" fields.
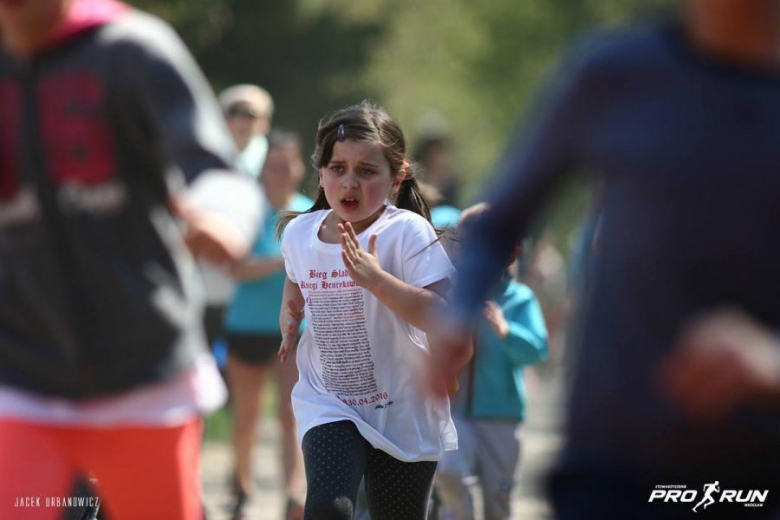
[
  {"xmin": 233, "ymin": 411, "xmax": 259, "ymax": 432},
  {"xmin": 435, "ymin": 471, "xmax": 466, "ymax": 494},
  {"xmin": 305, "ymin": 496, "xmax": 354, "ymax": 520}
]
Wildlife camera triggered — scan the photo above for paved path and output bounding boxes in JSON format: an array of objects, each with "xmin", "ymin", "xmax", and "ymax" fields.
[{"xmin": 202, "ymin": 366, "xmax": 565, "ymax": 520}]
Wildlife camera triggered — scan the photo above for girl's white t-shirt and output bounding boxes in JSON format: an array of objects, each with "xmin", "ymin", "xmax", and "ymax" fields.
[{"xmin": 281, "ymin": 206, "xmax": 458, "ymax": 462}]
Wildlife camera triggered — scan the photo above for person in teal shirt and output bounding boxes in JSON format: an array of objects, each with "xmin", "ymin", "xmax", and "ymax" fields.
[
  {"xmin": 436, "ymin": 203, "xmax": 548, "ymax": 520},
  {"xmin": 224, "ymin": 131, "xmax": 312, "ymax": 519}
]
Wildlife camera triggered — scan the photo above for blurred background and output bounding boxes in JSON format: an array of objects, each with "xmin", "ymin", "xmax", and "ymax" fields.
[{"xmin": 129, "ymin": 0, "xmax": 675, "ymax": 256}]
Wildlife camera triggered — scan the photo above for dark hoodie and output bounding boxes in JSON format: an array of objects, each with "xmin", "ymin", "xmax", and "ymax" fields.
[{"xmin": 0, "ymin": 0, "xmax": 239, "ymax": 399}]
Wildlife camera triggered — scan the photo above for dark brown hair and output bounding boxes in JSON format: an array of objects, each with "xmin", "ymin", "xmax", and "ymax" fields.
[{"xmin": 277, "ymin": 100, "xmax": 433, "ymax": 239}]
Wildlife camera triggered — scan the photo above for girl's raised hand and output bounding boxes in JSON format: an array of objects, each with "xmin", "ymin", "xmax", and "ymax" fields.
[
  {"xmin": 339, "ymin": 222, "xmax": 383, "ymax": 289},
  {"xmin": 278, "ymin": 299, "xmax": 304, "ymax": 364}
]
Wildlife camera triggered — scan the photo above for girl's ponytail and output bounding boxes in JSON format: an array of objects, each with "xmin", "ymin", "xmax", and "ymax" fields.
[{"xmin": 394, "ymin": 162, "xmax": 433, "ymax": 225}]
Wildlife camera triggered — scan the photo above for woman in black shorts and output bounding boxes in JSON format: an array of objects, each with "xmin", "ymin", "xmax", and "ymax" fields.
[{"xmin": 224, "ymin": 132, "xmax": 313, "ymax": 519}]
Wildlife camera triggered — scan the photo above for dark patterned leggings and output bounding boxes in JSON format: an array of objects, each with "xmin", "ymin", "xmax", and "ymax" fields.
[{"xmin": 301, "ymin": 421, "xmax": 438, "ymax": 520}]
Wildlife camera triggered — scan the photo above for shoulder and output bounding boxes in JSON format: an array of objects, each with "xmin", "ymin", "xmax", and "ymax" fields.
[
  {"xmin": 505, "ymin": 280, "xmax": 537, "ymax": 306},
  {"xmin": 100, "ymin": 9, "xmax": 178, "ymax": 44},
  {"xmin": 382, "ymin": 207, "xmax": 434, "ymax": 232},
  {"xmin": 564, "ymin": 23, "xmax": 674, "ymax": 83},
  {"xmin": 96, "ymin": 9, "xmax": 192, "ymax": 65},
  {"xmin": 284, "ymin": 209, "xmax": 325, "ymax": 238},
  {"xmin": 431, "ymin": 205, "xmax": 462, "ymax": 229}
]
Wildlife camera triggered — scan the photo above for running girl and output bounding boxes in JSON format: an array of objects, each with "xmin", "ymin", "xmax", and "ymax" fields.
[{"xmin": 278, "ymin": 101, "xmax": 457, "ymax": 520}]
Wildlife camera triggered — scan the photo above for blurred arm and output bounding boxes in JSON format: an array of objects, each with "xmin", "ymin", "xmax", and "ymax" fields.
[
  {"xmin": 230, "ymin": 256, "xmax": 285, "ymax": 281},
  {"xmin": 126, "ymin": 16, "xmax": 261, "ymax": 263},
  {"xmin": 452, "ymin": 52, "xmax": 595, "ymax": 321},
  {"xmin": 429, "ymin": 44, "xmax": 598, "ymax": 396}
]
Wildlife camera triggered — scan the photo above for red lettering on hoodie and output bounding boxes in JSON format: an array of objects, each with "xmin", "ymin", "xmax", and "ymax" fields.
[
  {"xmin": 38, "ymin": 71, "xmax": 118, "ymax": 184},
  {"xmin": 0, "ymin": 81, "xmax": 21, "ymax": 199}
]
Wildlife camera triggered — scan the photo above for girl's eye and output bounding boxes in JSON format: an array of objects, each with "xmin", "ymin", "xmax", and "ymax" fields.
[
  {"xmin": 361, "ymin": 168, "xmax": 376, "ymax": 176},
  {"xmin": 330, "ymin": 165, "xmax": 344, "ymax": 173}
]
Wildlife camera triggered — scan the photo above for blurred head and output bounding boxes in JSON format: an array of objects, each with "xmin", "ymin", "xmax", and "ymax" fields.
[
  {"xmin": 413, "ymin": 133, "xmax": 451, "ymax": 182},
  {"xmin": 0, "ymin": 0, "xmax": 69, "ymax": 55},
  {"xmin": 685, "ymin": 0, "xmax": 780, "ymax": 41},
  {"xmin": 687, "ymin": 0, "xmax": 780, "ymax": 16},
  {"xmin": 310, "ymin": 100, "xmax": 431, "ymax": 228},
  {"xmin": 457, "ymin": 203, "xmax": 520, "ymax": 267},
  {"xmin": 219, "ymin": 84, "xmax": 273, "ymax": 151},
  {"xmin": 261, "ymin": 130, "xmax": 305, "ymax": 202}
]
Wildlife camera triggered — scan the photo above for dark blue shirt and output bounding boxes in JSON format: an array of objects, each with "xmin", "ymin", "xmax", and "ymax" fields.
[{"xmin": 454, "ymin": 23, "xmax": 780, "ymax": 475}]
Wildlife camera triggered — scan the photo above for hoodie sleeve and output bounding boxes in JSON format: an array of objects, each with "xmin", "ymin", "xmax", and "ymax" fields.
[
  {"xmin": 451, "ymin": 37, "xmax": 604, "ymax": 322},
  {"xmin": 113, "ymin": 11, "xmax": 237, "ymax": 186}
]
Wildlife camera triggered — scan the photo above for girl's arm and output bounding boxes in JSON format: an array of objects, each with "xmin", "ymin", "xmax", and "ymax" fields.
[
  {"xmin": 339, "ymin": 222, "xmax": 448, "ymax": 333},
  {"xmin": 278, "ymin": 277, "xmax": 305, "ymax": 363},
  {"xmin": 230, "ymin": 256, "xmax": 285, "ymax": 281}
]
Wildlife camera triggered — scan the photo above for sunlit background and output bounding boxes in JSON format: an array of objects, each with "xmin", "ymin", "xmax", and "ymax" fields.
[{"xmin": 129, "ymin": 0, "xmax": 676, "ymax": 255}]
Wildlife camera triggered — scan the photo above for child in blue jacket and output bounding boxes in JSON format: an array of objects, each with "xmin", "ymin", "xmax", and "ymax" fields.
[{"xmin": 436, "ymin": 203, "xmax": 548, "ymax": 520}]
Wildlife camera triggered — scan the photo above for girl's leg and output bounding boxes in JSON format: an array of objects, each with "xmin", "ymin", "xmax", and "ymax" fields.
[
  {"xmin": 473, "ymin": 420, "xmax": 521, "ymax": 520},
  {"xmin": 364, "ymin": 448, "xmax": 438, "ymax": 520},
  {"xmin": 435, "ymin": 417, "xmax": 477, "ymax": 520},
  {"xmin": 274, "ymin": 354, "xmax": 305, "ymax": 517},
  {"xmin": 0, "ymin": 420, "xmax": 75, "ymax": 520},
  {"xmin": 226, "ymin": 353, "xmax": 270, "ymax": 497},
  {"xmin": 301, "ymin": 421, "xmax": 367, "ymax": 520},
  {"xmin": 80, "ymin": 419, "xmax": 204, "ymax": 520}
]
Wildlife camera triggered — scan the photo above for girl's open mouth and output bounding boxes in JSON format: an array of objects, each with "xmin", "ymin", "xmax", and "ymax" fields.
[{"xmin": 341, "ymin": 198, "xmax": 359, "ymax": 210}]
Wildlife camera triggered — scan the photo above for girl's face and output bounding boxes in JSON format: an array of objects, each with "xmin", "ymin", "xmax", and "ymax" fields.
[
  {"xmin": 319, "ymin": 139, "xmax": 402, "ymax": 230},
  {"xmin": 262, "ymin": 145, "xmax": 303, "ymax": 197}
]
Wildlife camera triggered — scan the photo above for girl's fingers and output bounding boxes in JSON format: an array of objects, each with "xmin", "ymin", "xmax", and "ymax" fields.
[
  {"xmin": 278, "ymin": 341, "xmax": 289, "ymax": 363},
  {"xmin": 344, "ymin": 222, "xmax": 361, "ymax": 250},
  {"xmin": 340, "ymin": 230, "xmax": 352, "ymax": 254},
  {"xmin": 341, "ymin": 233, "xmax": 360, "ymax": 259},
  {"xmin": 340, "ymin": 233, "xmax": 355, "ymax": 262},
  {"xmin": 342, "ymin": 251, "xmax": 355, "ymax": 271},
  {"xmin": 368, "ymin": 234, "xmax": 378, "ymax": 256}
]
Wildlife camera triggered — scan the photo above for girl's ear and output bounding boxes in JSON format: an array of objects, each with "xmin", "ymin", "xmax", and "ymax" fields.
[
  {"xmin": 318, "ymin": 170, "xmax": 323, "ymax": 188},
  {"xmin": 390, "ymin": 171, "xmax": 404, "ymax": 196}
]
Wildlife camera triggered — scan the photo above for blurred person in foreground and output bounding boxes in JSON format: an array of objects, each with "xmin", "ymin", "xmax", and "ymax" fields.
[
  {"xmin": 0, "ymin": 0, "xmax": 261, "ymax": 519},
  {"xmin": 429, "ymin": 1, "xmax": 780, "ymax": 518},
  {"xmin": 435, "ymin": 203, "xmax": 548, "ymax": 520},
  {"xmin": 223, "ymin": 131, "xmax": 311, "ymax": 520}
]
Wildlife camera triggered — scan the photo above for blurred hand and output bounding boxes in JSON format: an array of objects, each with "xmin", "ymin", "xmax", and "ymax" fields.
[
  {"xmin": 426, "ymin": 319, "xmax": 475, "ymax": 398},
  {"xmin": 660, "ymin": 307, "xmax": 780, "ymax": 423},
  {"xmin": 483, "ymin": 300, "xmax": 509, "ymax": 339},
  {"xmin": 278, "ymin": 299, "xmax": 304, "ymax": 364},
  {"xmin": 170, "ymin": 196, "xmax": 250, "ymax": 265}
]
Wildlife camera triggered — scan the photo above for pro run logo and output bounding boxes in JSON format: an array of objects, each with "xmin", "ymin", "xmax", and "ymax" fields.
[{"xmin": 649, "ymin": 481, "xmax": 768, "ymax": 511}]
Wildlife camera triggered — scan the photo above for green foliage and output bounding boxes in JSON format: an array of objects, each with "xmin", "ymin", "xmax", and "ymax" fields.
[{"xmin": 127, "ymin": 0, "xmax": 676, "ymax": 250}]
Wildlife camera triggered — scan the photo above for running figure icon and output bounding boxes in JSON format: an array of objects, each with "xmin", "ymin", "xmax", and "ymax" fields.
[{"xmin": 693, "ymin": 481, "xmax": 720, "ymax": 512}]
